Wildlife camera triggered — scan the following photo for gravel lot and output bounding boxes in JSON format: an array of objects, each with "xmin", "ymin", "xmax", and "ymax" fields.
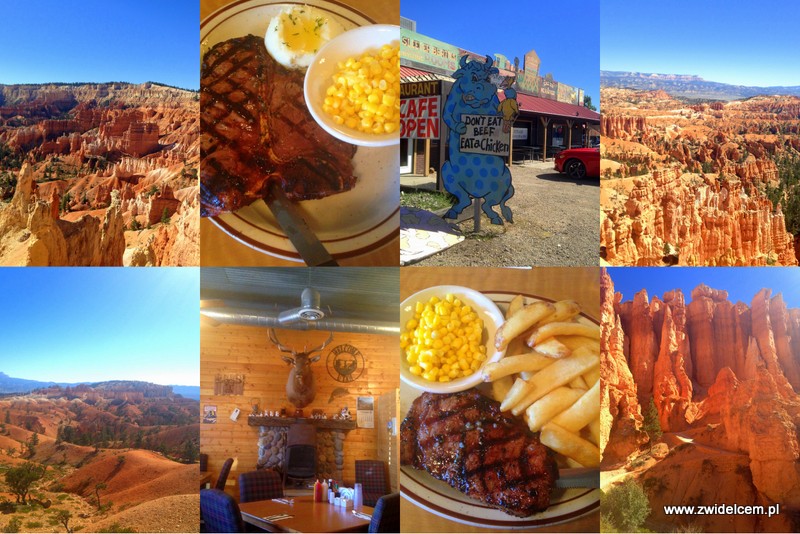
[{"xmin": 404, "ymin": 161, "xmax": 599, "ymax": 266}]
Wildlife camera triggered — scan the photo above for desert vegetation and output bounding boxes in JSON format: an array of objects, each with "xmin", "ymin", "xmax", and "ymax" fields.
[{"xmin": 0, "ymin": 382, "xmax": 199, "ymax": 532}]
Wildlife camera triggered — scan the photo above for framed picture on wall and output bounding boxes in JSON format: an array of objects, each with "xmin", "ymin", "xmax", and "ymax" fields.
[
  {"xmin": 203, "ymin": 405, "xmax": 217, "ymax": 424},
  {"xmin": 357, "ymin": 396, "xmax": 374, "ymax": 428}
]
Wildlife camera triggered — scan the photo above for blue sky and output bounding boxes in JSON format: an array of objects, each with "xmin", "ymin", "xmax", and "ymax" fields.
[
  {"xmin": 0, "ymin": 268, "xmax": 199, "ymax": 386},
  {"xmin": 402, "ymin": 0, "xmax": 600, "ymax": 108},
  {"xmin": 601, "ymin": 0, "xmax": 800, "ymax": 87},
  {"xmin": 609, "ymin": 268, "xmax": 800, "ymax": 309},
  {"xmin": 0, "ymin": 0, "xmax": 199, "ymax": 90}
]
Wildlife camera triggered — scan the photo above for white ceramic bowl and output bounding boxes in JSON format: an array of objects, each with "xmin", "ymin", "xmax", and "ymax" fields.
[
  {"xmin": 304, "ymin": 24, "xmax": 400, "ymax": 147},
  {"xmin": 400, "ymin": 286, "xmax": 506, "ymax": 394}
]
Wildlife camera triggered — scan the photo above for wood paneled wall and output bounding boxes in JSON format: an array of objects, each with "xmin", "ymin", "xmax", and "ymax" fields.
[{"xmin": 201, "ymin": 322, "xmax": 399, "ymax": 497}]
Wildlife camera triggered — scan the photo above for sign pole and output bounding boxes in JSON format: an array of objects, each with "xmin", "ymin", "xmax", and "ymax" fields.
[{"xmin": 438, "ymin": 82, "xmax": 451, "ymax": 193}]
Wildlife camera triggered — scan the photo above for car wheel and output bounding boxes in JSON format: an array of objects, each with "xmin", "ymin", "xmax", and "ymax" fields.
[{"xmin": 565, "ymin": 159, "xmax": 586, "ymax": 179}]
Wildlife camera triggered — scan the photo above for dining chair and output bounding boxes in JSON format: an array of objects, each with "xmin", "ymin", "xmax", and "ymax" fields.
[
  {"xmin": 355, "ymin": 460, "xmax": 390, "ymax": 507},
  {"xmin": 215, "ymin": 457, "xmax": 234, "ymax": 491},
  {"xmin": 238, "ymin": 469, "xmax": 284, "ymax": 503},
  {"xmin": 368, "ymin": 492, "xmax": 400, "ymax": 533},
  {"xmin": 200, "ymin": 488, "xmax": 245, "ymax": 533}
]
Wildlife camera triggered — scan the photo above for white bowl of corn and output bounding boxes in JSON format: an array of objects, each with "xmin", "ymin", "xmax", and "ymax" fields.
[
  {"xmin": 304, "ymin": 24, "xmax": 400, "ymax": 147},
  {"xmin": 400, "ymin": 286, "xmax": 506, "ymax": 394}
]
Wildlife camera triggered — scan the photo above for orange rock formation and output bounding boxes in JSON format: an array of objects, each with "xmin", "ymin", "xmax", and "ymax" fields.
[
  {"xmin": 601, "ymin": 269, "xmax": 800, "ymax": 525},
  {"xmin": 0, "ymin": 83, "xmax": 199, "ymax": 265},
  {"xmin": 601, "ymin": 88, "xmax": 800, "ymax": 266}
]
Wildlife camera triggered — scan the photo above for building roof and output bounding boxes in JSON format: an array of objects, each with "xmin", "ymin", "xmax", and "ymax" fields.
[
  {"xmin": 501, "ymin": 91, "xmax": 600, "ymax": 122},
  {"xmin": 401, "ymin": 63, "xmax": 599, "ymax": 123},
  {"xmin": 400, "ymin": 66, "xmax": 453, "ymax": 82}
]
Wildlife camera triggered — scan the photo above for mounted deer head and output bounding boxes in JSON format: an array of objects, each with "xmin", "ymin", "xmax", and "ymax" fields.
[{"xmin": 268, "ymin": 328, "xmax": 334, "ymax": 408}]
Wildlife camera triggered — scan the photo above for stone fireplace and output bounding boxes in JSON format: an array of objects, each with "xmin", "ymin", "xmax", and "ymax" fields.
[{"xmin": 250, "ymin": 416, "xmax": 356, "ymax": 481}]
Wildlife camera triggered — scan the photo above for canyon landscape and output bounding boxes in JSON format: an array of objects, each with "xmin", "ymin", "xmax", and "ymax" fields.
[
  {"xmin": 0, "ymin": 83, "xmax": 199, "ymax": 266},
  {"xmin": 0, "ymin": 378, "xmax": 200, "ymax": 533},
  {"xmin": 599, "ymin": 268, "xmax": 800, "ymax": 532},
  {"xmin": 600, "ymin": 81, "xmax": 800, "ymax": 266}
]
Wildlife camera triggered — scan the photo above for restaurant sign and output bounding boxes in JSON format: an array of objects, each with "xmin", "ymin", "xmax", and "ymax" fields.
[
  {"xmin": 400, "ymin": 80, "xmax": 441, "ymax": 139},
  {"xmin": 459, "ymin": 114, "xmax": 510, "ymax": 156},
  {"xmin": 400, "ymin": 29, "xmax": 459, "ymax": 73}
]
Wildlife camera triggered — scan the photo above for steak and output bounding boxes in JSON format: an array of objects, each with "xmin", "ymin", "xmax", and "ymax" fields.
[
  {"xmin": 200, "ymin": 35, "xmax": 357, "ymax": 217},
  {"xmin": 401, "ymin": 390, "xmax": 558, "ymax": 517}
]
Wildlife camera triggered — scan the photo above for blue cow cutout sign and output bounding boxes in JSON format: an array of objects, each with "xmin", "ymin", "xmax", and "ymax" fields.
[{"xmin": 442, "ymin": 55, "xmax": 516, "ymax": 225}]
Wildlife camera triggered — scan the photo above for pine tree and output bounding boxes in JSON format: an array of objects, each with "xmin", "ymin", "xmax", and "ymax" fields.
[{"xmin": 642, "ymin": 398, "xmax": 662, "ymax": 449}]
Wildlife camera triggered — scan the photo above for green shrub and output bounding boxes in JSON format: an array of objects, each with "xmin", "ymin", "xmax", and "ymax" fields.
[
  {"xmin": 24, "ymin": 521, "xmax": 42, "ymax": 529},
  {"xmin": 601, "ymin": 479, "xmax": 652, "ymax": 532},
  {"xmin": 1, "ymin": 517, "xmax": 21, "ymax": 533},
  {"xmin": 97, "ymin": 523, "xmax": 136, "ymax": 533}
]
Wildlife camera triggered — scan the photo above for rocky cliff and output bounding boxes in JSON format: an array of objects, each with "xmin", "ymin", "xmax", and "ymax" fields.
[
  {"xmin": 601, "ymin": 269, "xmax": 800, "ymax": 517},
  {"xmin": 601, "ymin": 167, "xmax": 798, "ymax": 266},
  {"xmin": 0, "ymin": 164, "xmax": 125, "ymax": 265},
  {"xmin": 601, "ymin": 88, "xmax": 800, "ymax": 266},
  {"xmin": 0, "ymin": 83, "xmax": 198, "ymax": 265}
]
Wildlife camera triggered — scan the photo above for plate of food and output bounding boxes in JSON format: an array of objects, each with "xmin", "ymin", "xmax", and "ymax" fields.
[
  {"xmin": 400, "ymin": 290, "xmax": 601, "ymax": 529},
  {"xmin": 200, "ymin": 0, "xmax": 399, "ymax": 262}
]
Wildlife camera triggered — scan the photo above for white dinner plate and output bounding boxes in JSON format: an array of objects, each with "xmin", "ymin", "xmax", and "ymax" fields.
[
  {"xmin": 400, "ymin": 291, "xmax": 600, "ymax": 530},
  {"xmin": 201, "ymin": 0, "xmax": 399, "ymax": 262}
]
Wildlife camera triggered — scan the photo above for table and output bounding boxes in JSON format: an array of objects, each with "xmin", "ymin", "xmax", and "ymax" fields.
[
  {"xmin": 239, "ymin": 496, "xmax": 374, "ymax": 533},
  {"xmin": 200, "ymin": 0, "xmax": 400, "ymax": 267},
  {"xmin": 200, "ymin": 471, "xmax": 213, "ymax": 489},
  {"xmin": 511, "ymin": 145, "xmax": 538, "ymax": 164},
  {"xmin": 399, "ymin": 267, "xmax": 600, "ymax": 533}
]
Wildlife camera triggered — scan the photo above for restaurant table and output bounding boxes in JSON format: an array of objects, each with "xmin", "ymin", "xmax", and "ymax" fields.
[
  {"xmin": 200, "ymin": 0, "xmax": 400, "ymax": 267},
  {"xmin": 239, "ymin": 496, "xmax": 374, "ymax": 533},
  {"xmin": 200, "ymin": 471, "xmax": 213, "ymax": 489},
  {"xmin": 399, "ymin": 267, "xmax": 600, "ymax": 533}
]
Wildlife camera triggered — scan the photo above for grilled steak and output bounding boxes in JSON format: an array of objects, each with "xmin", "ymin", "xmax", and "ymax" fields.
[
  {"xmin": 200, "ymin": 35, "xmax": 357, "ymax": 217},
  {"xmin": 401, "ymin": 390, "xmax": 558, "ymax": 517}
]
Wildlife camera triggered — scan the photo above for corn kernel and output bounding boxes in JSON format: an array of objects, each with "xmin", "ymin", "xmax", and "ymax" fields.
[{"xmin": 322, "ymin": 44, "xmax": 399, "ymax": 136}]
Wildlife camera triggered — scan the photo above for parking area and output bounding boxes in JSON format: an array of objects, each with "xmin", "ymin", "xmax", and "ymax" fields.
[{"xmin": 401, "ymin": 160, "xmax": 599, "ymax": 266}]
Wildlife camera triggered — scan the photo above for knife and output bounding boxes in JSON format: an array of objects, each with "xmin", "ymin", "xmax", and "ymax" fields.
[
  {"xmin": 266, "ymin": 181, "xmax": 339, "ymax": 266},
  {"xmin": 555, "ymin": 467, "xmax": 599, "ymax": 489}
]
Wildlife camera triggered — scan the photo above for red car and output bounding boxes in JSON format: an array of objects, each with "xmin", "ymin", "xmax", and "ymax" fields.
[{"xmin": 554, "ymin": 148, "xmax": 600, "ymax": 179}]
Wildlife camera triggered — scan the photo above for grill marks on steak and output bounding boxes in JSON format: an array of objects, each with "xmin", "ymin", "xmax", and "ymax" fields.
[
  {"xmin": 200, "ymin": 34, "xmax": 357, "ymax": 217},
  {"xmin": 401, "ymin": 391, "xmax": 558, "ymax": 517}
]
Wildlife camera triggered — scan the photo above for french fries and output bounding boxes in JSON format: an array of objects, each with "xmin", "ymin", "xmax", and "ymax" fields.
[
  {"xmin": 524, "ymin": 387, "xmax": 584, "ymax": 432},
  {"xmin": 541, "ymin": 422, "xmax": 600, "ymax": 468},
  {"xmin": 495, "ymin": 301, "xmax": 555, "ymax": 350},
  {"xmin": 486, "ymin": 296, "xmax": 600, "ymax": 468},
  {"xmin": 538, "ymin": 300, "xmax": 581, "ymax": 325},
  {"xmin": 509, "ymin": 350, "xmax": 599, "ymax": 416},
  {"xmin": 504, "ymin": 294, "xmax": 529, "ymax": 358},
  {"xmin": 550, "ymin": 379, "xmax": 600, "ymax": 433},
  {"xmin": 481, "ymin": 353, "xmax": 555, "ymax": 382},
  {"xmin": 526, "ymin": 321, "xmax": 600, "ymax": 347},
  {"xmin": 531, "ymin": 338, "xmax": 570, "ymax": 358}
]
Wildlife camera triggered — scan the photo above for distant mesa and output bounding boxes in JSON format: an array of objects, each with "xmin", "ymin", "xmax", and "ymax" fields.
[
  {"xmin": 0, "ymin": 371, "xmax": 199, "ymax": 400},
  {"xmin": 601, "ymin": 70, "xmax": 800, "ymax": 100}
]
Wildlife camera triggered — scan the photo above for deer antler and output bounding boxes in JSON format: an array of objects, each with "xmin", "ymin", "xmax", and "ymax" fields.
[
  {"xmin": 307, "ymin": 331, "xmax": 334, "ymax": 355},
  {"xmin": 268, "ymin": 328, "xmax": 297, "ymax": 365}
]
